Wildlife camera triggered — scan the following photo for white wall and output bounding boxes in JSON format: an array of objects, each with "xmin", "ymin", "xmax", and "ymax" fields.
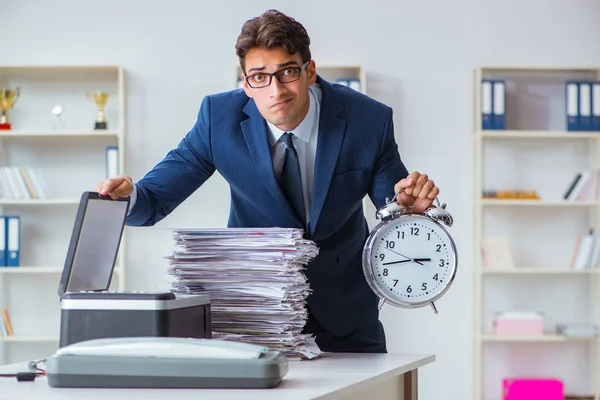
[{"xmin": 3, "ymin": 0, "xmax": 600, "ymax": 398}]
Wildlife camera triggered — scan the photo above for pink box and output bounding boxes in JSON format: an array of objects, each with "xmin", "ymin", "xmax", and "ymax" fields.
[
  {"xmin": 503, "ymin": 378, "xmax": 563, "ymax": 400},
  {"xmin": 494, "ymin": 312, "xmax": 544, "ymax": 336}
]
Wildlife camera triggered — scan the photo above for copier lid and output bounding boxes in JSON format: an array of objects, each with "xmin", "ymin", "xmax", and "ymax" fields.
[{"xmin": 58, "ymin": 192, "xmax": 130, "ymax": 298}]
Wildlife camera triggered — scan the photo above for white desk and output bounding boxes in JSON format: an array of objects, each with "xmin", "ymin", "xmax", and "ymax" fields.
[{"xmin": 0, "ymin": 353, "xmax": 434, "ymax": 400}]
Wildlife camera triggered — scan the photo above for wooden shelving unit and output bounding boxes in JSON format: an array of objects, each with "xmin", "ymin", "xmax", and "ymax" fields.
[
  {"xmin": 0, "ymin": 65, "xmax": 127, "ymax": 364},
  {"xmin": 473, "ymin": 66, "xmax": 600, "ymax": 400}
]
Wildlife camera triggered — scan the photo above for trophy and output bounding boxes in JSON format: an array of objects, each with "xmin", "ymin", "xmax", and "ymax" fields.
[
  {"xmin": 0, "ymin": 87, "xmax": 20, "ymax": 130},
  {"xmin": 87, "ymin": 92, "xmax": 110, "ymax": 130},
  {"xmin": 52, "ymin": 104, "xmax": 66, "ymax": 130}
]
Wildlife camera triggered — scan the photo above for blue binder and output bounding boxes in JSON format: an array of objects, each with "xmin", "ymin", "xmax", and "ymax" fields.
[
  {"xmin": 481, "ymin": 80, "xmax": 493, "ymax": 130},
  {"xmin": 0, "ymin": 216, "xmax": 6, "ymax": 267},
  {"xmin": 6, "ymin": 215, "xmax": 19, "ymax": 267},
  {"xmin": 566, "ymin": 81, "xmax": 580, "ymax": 131},
  {"xmin": 579, "ymin": 82, "xmax": 592, "ymax": 131},
  {"xmin": 592, "ymin": 81, "xmax": 600, "ymax": 132},
  {"xmin": 105, "ymin": 146, "xmax": 119, "ymax": 179},
  {"xmin": 491, "ymin": 80, "xmax": 506, "ymax": 130}
]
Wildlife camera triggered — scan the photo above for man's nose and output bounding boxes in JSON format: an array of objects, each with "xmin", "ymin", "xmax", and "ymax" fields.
[{"xmin": 268, "ymin": 76, "xmax": 287, "ymax": 97}]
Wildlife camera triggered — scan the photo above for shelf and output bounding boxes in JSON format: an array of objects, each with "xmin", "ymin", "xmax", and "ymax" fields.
[
  {"xmin": 480, "ymin": 267, "xmax": 600, "ymax": 274},
  {"xmin": 480, "ymin": 199, "xmax": 600, "ymax": 207},
  {"xmin": 0, "ymin": 198, "xmax": 79, "ymax": 205},
  {"xmin": 480, "ymin": 334, "xmax": 594, "ymax": 342},
  {"xmin": 0, "ymin": 65, "xmax": 121, "ymax": 73},
  {"xmin": 0, "ymin": 130, "xmax": 120, "ymax": 138},
  {"xmin": 478, "ymin": 66, "xmax": 600, "ymax": 73},
  {"xmin": 0, "ymin": 266, "xmax": 62, "ymax": 274},
  {"xmin": 0, "ymin": 266, "xmax": 123, "ymax": 275},
  {"xmin": 0, "ymin": 336, "xmax": 58, "ymax": 343},
  {"xmin": 478, "ymin": 130, "xmax": 600, "ymax": 139}
]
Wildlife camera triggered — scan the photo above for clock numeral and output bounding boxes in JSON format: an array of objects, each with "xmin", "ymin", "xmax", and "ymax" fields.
[
  {"xmin": 427, "ymin": 233, "xmax": 431, "ymax": 241},
  {"xmin": 406, "ymin": 285, "xmax": 412, "ymax": 293},
  {"xmin": 439, "ymin": 259, "xmax": 445, "ymax": 267},
  {"xmin": 385, "ymin": 240, "xmax": 395, "ymax": 249},
  {"xmin": 397, "ymin": 231, "xmax": 405, "ymax": 239},
  {"xmin": 393, "ymin": 279, "xmax": 398, "ymax": 287},
  {"xmin": 383, "ymin": 268, "xmax": 389, "ymax": 276},
  {"xmin": 421, "ymin": 283, "xmax": 427, "ymax": 291},
  {"xmin": 433, "ymin": 273, "xmax": 439, "ymax": 281},
  {"xmin": 436, "ymin": 244, "xmax": 442, "ymax": 252},
  {"xmin": 410, "ymin": 227, "xmax": 419, "ymax": 236},
  {"xmin": 379, "ymin": 254, "xmax": 385, "ymax": 261}
]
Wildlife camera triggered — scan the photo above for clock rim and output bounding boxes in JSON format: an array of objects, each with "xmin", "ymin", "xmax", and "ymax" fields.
[{"xmin": 362, "ymin": 214, "xmax": 458, "ymax": 309}]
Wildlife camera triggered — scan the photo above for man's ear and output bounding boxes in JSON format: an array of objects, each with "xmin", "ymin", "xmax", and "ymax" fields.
[
  {"xmin": 241, "ymin": 75, "xmax": 253, "ymax": 98},
  {"xmin": 307, "ymin": 60, "xmax": 317, "ymax": 85}
]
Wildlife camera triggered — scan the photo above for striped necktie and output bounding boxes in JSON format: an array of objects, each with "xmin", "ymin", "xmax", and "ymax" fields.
[{"xmin": 280, "ymin": 132, "xmax": 306, "ymax": 230}]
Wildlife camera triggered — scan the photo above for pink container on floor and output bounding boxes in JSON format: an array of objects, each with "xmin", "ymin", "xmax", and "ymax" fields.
[{"xmin": 502, "ymin": 378, "xmax": 563, "ymax": 400}]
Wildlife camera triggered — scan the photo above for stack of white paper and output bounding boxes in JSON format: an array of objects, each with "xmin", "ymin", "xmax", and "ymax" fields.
[{"xmin": 166, "ymin": 227, "xmax": 322, "ymax": 360}]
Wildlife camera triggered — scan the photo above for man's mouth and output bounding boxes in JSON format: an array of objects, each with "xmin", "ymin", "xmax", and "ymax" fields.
[{"xmin": 270, "ymin": 98, "xmax": 292, "ymax": 109}]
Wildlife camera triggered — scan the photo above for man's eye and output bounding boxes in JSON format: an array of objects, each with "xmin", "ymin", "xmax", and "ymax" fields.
[
  {"xmin": 251, "ymin": 74, "xmax": 265, "ymax": 82},
  {"xmin": 282, "ymin": 68, "xmax": 295, "ymax": 76}
]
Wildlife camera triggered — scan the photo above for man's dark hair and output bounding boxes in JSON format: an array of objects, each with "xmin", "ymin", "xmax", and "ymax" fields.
[{"xmin": 235, "ymin": 9, "xmax": 311, "ymax": 74}]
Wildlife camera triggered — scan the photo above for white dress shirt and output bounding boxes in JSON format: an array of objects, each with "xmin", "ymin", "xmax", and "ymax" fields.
[
  {"xmin": 266, "ymin": 83, "xmax": 321, "ymax": 227},
  {"xmin": 128, "ymin": 83, "xmax": 322, "ymax": 225}
]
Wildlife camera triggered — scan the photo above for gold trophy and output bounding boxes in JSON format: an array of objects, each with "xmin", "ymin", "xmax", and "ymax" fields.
[
  {"xmin": 87, "ymin": 92, "xmax": 110, "ymax": 130},
  {"xmin": 0, "ymin": 88, "xmax": 20, "ymax": 130}
]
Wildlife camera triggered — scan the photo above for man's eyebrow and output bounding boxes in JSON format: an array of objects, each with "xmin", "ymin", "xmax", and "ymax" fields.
[{"xmin": 247, "ymin": 61, "xmax": 300, "ymax": 74}]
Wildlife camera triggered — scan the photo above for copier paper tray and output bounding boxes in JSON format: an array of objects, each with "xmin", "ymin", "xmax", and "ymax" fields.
[{"xmin": 45, "ymin": 337, "xmax": 289, "ymax": 389}]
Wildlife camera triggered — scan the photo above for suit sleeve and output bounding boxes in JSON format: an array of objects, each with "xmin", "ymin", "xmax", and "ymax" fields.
[
  {"xmin": 126, "ymin": 96, "xmax": 216, "ymax": 226},
  {"xmin": 369, "ymin": 107, "xmax": 409, "ymax": 209}
]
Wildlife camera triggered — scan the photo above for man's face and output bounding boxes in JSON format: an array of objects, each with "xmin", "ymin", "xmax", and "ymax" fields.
[{"xmin": 242, "ymin": 47, "xmax": 316, "ymax": 132}]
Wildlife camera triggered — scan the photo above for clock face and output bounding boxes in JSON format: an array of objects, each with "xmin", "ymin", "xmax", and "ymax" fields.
[{"xmin": 364, "ymin": 214, "xmax": 457, "ymax": 307}]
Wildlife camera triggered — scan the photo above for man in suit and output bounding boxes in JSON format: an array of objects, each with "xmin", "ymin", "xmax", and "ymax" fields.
[{"xmin": 95, "ymin": 9, "xmax": 440, "ymax": 353}]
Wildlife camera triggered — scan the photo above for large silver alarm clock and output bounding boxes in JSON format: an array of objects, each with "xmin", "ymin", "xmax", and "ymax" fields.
[{"xmin": 362, "ymin": 193, "xmax": 457, "ymax": 314}]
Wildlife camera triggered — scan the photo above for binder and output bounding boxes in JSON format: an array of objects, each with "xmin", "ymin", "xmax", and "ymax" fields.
[
  {"xmin": 481, "ymin": 80, "xmax": 493, "ymax": 130},
  {"xmin": 0, "ymin": 216, "xmax": 5, "ymax": 267},
  {"xmin": 6, "ymin": 215, "xmax": 19, "ymax": 267},
  {"xmin": 593, "ymin": 81, "xmax": 600, "ymax": 131},
  {"xmin": 106, "ymin": 146, "xmax": 119, "ymax": 179},
  {"xmin": 579, "ymin": 82, "xmax": 592, "ymax": 131},
  {"xmin": 347, "ymin": 79, "xmax": 361, "ymax": 92},
  {"xmin": 492, "ymin": 80, "xmax": 506, "ymax": 130},
  {"xmin": 566, "ymin": 81, "xmax": 579, "ymax": 131}
]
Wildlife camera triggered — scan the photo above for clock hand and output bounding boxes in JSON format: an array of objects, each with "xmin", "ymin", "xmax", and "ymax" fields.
[
  {"xmin": 386, "ymin": 249, "xmax": 411, "ymax": 260},
  {"xmin": 382, "ymin": 260, "xmax": 412, "ymax": 265},
  {"xmin": 413, "ymin": 258, "xmax": 431, "ymax": 262}
]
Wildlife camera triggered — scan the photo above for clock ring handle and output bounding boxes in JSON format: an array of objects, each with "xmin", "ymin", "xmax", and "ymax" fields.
[
  {"xmin": 390, "ymin": 188, "xmax": 441, "ymax": 208},
  {"xmin": 388, "ymin": 189, "xmax": 453, "ymax": 227}
]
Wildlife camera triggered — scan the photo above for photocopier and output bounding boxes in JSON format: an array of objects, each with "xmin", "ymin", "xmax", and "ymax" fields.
[{"xmin": 47, "ymin": 192, "xmax": 288, "ymax": 389}]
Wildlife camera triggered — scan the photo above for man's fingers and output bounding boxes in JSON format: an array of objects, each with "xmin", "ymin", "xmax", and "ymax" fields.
[
  {"xmin": 99, "ymin": 178, "xmax": 119, "ymax": 196},
  {"xmin": 96, "ymin": 176, "xmax": 131, "ymax": 197},
  {"xmin": 411, "ymin": 173, "xmax": 428, "ymax": 198},
  {"xmin": 417, "ymin": 179, "xmax": 434, "ymax": 199},
  {"xmin": 110, "ymin": 179, "xmax": 132, "ymax": 199},
  {"xmin": 427, "ymin": 186, "xmax": 440, "ymax": 199},
  {"xmin": 394, "ymin": 178, "xmax": 413, "ymax": 196}
]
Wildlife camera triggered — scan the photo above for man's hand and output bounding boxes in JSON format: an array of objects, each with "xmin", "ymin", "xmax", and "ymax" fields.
[
  {"xmin": 94, "ymin": 175, "xmax": 134, "ymax": 199},
  {"xmin": 393, "ymin": 171, "xmax": 439, "ymax": 213}
]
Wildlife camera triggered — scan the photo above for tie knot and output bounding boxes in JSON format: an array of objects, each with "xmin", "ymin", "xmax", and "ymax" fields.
[{"xmin": 281, "ymin": 132, "xmax": 295, "ymax": 149}]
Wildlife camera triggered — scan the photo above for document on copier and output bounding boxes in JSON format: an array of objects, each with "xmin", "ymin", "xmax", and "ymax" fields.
[{"xmin": 166, "ymin": 227, "xmax": 322, "ymax": 360}]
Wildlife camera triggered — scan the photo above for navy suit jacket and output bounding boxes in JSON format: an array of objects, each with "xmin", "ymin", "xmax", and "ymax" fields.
[{"xmin": 127, "ymin": 76, "xmax": 409, "ymax": 337}]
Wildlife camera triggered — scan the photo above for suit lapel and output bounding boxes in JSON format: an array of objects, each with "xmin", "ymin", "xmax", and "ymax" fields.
[
  {"xmin": 241, "ymin": 99, "xmax": 298, "ymax": 223},
  {"xmin": 310, "ymin": 78, "xmax": 346, "ymax": 235}
]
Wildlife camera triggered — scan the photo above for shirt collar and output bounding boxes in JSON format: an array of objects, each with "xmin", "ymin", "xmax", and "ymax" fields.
[{"xmin": 266, "ymin": 84, "xmax": 319, "ymax": 146}]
